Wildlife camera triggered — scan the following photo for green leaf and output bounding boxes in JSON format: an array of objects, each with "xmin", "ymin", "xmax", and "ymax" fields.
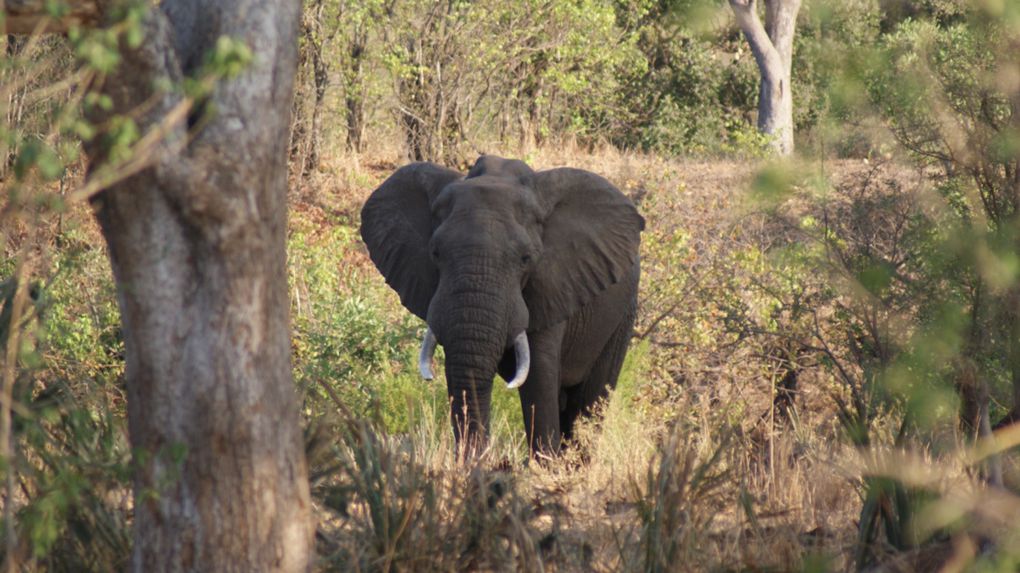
[
  {"xmin": 749, "ymin": 163, "xmax": 796, "ymax": 207},
  {"xmin": 857, "ymin": 261, "xmax": 893, "ymax": 296},
  {"xmin": 37, "ymin": 147, "xmax": 64, "ymax": 181}
]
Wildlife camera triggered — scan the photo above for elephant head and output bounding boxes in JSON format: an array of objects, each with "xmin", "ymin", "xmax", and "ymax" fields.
[{"xmin": 360, "ymin": 155, "xmax": 643, "ymax": 453}]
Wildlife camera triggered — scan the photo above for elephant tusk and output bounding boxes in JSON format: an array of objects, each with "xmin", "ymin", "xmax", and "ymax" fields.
[
  {"xmin": 418, "ymin": 328, "xmax": 438, "ymax": 380},
  {"xmin": 506, "ymin": 332, "xmax": 530, "ymax": 390}
]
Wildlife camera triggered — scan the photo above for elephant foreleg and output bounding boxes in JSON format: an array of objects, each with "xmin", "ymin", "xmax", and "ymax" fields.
[{"xmin": 517, "ymin": 323, "xmax": 566, "ymax": 457}]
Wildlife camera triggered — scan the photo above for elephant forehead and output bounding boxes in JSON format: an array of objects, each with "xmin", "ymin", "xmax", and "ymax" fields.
[
  {"xmin": 436, "ymin": 179, "xmax": 540, "ymax": 215},
  {"xmin": 437, "ymin": 208, "xmax": 524, "ymax": 242},
  {"xmin": 432, "ymin": 197, "xmax": 539, "ymax": 250}
]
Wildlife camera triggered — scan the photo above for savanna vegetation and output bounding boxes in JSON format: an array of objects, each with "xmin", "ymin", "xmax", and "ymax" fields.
[{"xmin": 3, "ymin": 0, "xmax": 1020, "ymax": 571}]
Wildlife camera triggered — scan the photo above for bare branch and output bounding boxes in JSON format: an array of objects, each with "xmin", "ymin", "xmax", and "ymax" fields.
[{"xmin": 3, "ymin": 0, "xmax": 101, "ymax": 34}]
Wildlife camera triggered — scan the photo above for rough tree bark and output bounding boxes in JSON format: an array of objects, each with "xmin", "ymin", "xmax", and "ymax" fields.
[
  {"xmin": 729, "ymin": 0, "xmax": 800, "ymax": 156},
  {"xmin": 84, "ymin": 2, "xmax": 312, "ymax": 571}
]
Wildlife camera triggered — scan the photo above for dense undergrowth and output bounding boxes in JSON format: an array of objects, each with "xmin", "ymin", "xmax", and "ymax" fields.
[
  {"xmin": 5, "ymin": 2, "xmax": 1020, "ymax": 571},
  {"xmin": 8, "ymin": 147, "xmax": 1020, "ymax": 571}
]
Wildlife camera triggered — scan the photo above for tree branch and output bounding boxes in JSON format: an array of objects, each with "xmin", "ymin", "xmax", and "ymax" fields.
[
  {"xmin": 764, "ymin": 0, "xmax": 800, "ymax": 75},
  {"xmin": 3, "ymin": 0, "xmax": 101, "ymax": 33},
  {"xmin": 728, "ymin": 0, "xmax": 784, "ymax": 89}
]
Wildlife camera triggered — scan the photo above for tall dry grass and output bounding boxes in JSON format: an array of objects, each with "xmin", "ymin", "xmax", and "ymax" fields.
[
  {"xmin": 7, "ymin": 129, "xmax": 1020, "ymax": 570},
  {"xmin": 295, "ymin": 144, "xmax": 1020, "ymax": 572}
]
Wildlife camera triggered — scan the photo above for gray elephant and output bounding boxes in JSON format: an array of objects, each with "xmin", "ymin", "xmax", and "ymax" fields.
[{"xmin": 360, "ymin": 155, "xmax": 644, "ymax": 457}]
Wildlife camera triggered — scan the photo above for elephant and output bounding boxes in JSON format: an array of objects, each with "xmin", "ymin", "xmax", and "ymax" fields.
[{"xmin": 360, "ymin": 155, "xmax": 644, "ymax": 457}]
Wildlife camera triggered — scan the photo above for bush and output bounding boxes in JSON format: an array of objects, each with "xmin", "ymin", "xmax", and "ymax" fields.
[{"xmin": 312, "ymin": 419, "xmax": 541, "ymax": 572}]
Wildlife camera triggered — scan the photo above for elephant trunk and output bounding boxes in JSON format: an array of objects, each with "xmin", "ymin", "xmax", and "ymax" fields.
[
  {"xmin": 435, "ymin": 280, "xmax": 510, "ymax": 456},
  {"xmin": 424, "ymin": 327, "xmax": 529, "ymax": 390},
  {"xmin": 445, "ymin": 354, "xmax": 495, "ymax": 457}
]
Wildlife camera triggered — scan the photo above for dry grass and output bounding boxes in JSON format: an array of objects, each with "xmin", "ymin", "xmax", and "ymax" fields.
[
  {"xmin": 295, "ymin": 145, "xmax": 1020, "ymax": 571},
  {"xmin": 12, "ymin": 142, "xmax": 1019, "ymax": 571},
  {"xmin": 298, "ymin": 146, "xmax": 886, "ymax": 572}
]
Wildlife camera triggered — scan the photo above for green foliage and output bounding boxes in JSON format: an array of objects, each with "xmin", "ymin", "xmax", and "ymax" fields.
[
  {"xmin": 1, "ymin": 233, "xmax": 131, "ymax": 570},
  {"xmin": 540, "ymin": 0, "xmax": 647, "ymax": 142},
  {"xmin": 858, "ymin": 4, "xmax": 1020, "ymax": 429},
  {"xmin": 795, "ymin": 0, "xmax": 883, "ymax": 140},
  {"xmin": 627, "ymin": 29, "xmax": 759, "ymax": 155},
  {"xmin": 297, "ymin": 0, "xmax": 809, "ymax": 158},
  {"xmin": 10, "ymin": 1, "xmax": 1020, "ymax": 570},
  {"xmin": 203, "ymin": 36, "xmax": 253, "ymax": 79},
  {"xmin": 731, "ymin": 5, "xmax": 1020, "ymax": 568}
]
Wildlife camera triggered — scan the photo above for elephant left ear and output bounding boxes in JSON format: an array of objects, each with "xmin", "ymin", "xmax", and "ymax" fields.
[
  {"xmin": 525, "ymin": 168, "xmax": 645, "ymax": 330},
  {"xmin": 360, "ymin": 162, "xmax": 462, "ymax": 320}
]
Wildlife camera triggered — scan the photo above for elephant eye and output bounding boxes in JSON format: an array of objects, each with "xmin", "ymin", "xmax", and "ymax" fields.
[
  {"xmin": 431, "ymin": 248, "xmax": 440, "ymax": 261},
  {"xmin": 521, "ymin": 254, "xmax": 532, "ymax": 266}
]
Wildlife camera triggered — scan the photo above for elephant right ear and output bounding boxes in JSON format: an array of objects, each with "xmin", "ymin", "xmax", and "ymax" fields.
[{"xmin": 360, "ymin": 162, "xmax": 463, "ymax": 320}]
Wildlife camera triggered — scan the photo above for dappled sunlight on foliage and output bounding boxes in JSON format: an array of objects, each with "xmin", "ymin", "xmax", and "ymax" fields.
[{"xmin": 6, "ymin": 0, "xmax": 1020, "ymax": 571}]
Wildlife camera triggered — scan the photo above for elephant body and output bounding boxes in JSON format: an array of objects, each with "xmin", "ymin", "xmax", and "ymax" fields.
[
  {"xmin": 361, "ymin": 155, "xmax": 643, "ymax": 456},
  {"xmin": 501, "ymin": 259, "xmax": 639, "ymax": 448}
]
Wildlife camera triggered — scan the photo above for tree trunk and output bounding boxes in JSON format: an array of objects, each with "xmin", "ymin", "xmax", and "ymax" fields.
[
  {"xmin": 303, "ymin": 0, "xmax": 330, "ymax": 175},
  {"xmin": 2, "ymin": 35, "xmax": 27, "ymax": 180},
  {"xmin": 957, "ymin": 280, "xmax": 1003, "ymax": 485},
  {"xmin": 289, "ymin": 45, "xmax": 310, "ymax": 176},
  {"xmin": 345, "ymin": 35, "xmax": 368, "ymax": 153},
  {"xmin": 306, "ymin": 38, "xmax": 327, "ymax": 174},
  {"xmin": 345, "ymin": 87, "xmax": 365, "ymax": 152},
  {"xmin": 729, "ymin": 0, "xmax": 800, "ymax": 156},
  {"xmin": 399, "ymin": 72, "xmax": 428, "ymax": 162},
  {"xmin": 86, "ymin": 2, "xmax": 311, "ymax": 571},
  {"xmin": 290, "ymin": 0, "xmax": 327, "ymax": 180},
  {"xmin": 998, "ymin": 284, "xmax": 1020, "ymax": 429},
  {"xmin": 1003, "ymin": 90, "xmax": 1020, "ymax": 429}
]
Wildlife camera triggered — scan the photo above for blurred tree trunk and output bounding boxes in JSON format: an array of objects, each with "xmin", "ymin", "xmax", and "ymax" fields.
[
  {"xmin": 291, "ymin": 0, "xmax": 332, "ymax": 178},
  {"xmin": 1002, "ymin": 284, "xmax": 1020, "ymax": 429},
  {"xmin": 85, "ymin": 2, "xmax": 312, "ymax": 571},
  {"xmin": 519, "ymin": 57, "xmax": 546, "ymax": 150},
  {"xmin": 290, "ymin": 46, "xmax": 311, "ymax": 175},
  {"xmin": 1003, "ymin": 89, "xmax": 1020, "ymax": 430},
  {"xmin": 956, "ymin": 280, "xmax": 1002, "ymax": 485},
  {"xmin": 307, "ymin": 5, "xmax": 328, "ymax": 172},
  {"xmin": 393, "ymin": 0, "xmax": 468, "ymax": 163},
  {"xmin": 344, "ymin": 30, "xmax": 367, "ymax": 152},
  {"xmin": 399, "ymin": 80, "xmax": 428, "ymax": 161},
  {"xmin": 729, "ymin": 0, "xmax": 800, "ymax": 156},
  {"xmin": 1, "ymin": 35, "xmax": 29, "ymax": 180},
  {"xmin": 958, "ymin": 280, "xmax": 988, "ymax": 436},
  {"xmin": 2, "ymin": 36, "xmax": 16, "ymax": 178},
  {"xmin": 957, "ymin": 363, "xmax": 1003, "ymax": 485}
]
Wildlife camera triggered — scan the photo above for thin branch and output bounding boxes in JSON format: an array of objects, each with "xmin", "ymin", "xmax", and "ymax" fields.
[
  {"xmin": 3, "ymin": 0, "xmax": 101, "ymax": 34},
  {"xmin": 1, "ymin": 248, "xmax": 34, "ymax": 573}
]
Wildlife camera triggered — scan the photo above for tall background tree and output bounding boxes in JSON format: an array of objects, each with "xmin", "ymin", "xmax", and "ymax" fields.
[{"xmin": 729, "ymin": 0, "xmax": 801, "ymax": 155}]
